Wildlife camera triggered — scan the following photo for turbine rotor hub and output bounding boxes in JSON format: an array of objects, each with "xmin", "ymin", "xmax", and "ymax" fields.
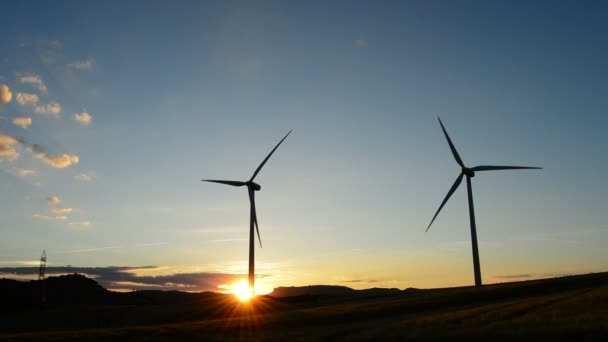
[
  {"xmin": 463, "ymin": 168, "xmax": 475, "ymax": 177},
  {"xmin": 248, "ymin": 182, "xmax": 261, "ymax": 191}
]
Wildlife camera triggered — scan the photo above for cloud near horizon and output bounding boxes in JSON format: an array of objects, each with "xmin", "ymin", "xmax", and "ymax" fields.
[
  {"xmin": 18, "ymin": 169, "xmax": 35, "ymax": 177},
  {"xmin": 74, "ymin": 172, "xmax": 94, "ymax": 182},
  {"xmin": 69, "ymin": 221, "xmax": 91, "ymax": 229},
  {"xmin": 52, "ymin": 207, "xmax": 72, "ymax": 214},
  {"xmin": 0, "ymin": 266, "xmax": 244, "ymax": 292},
  {"xmin": 47, "ymin": 196, "xmax": 60, "ymax": 204}
]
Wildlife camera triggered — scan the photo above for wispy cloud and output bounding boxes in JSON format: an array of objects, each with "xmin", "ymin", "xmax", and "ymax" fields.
[
  {"xmin": 47, "ymin": 195, "xmax": 60, "ymax": 204},
  {"xmin": 17, "ymin": 74, "xmax": 48, "ymax": 94},
  {"xmin": 0, "ymin": 134, "xmax": 19, "ymax": 161},
  {"xmin": 355, "ymin": 39, "xmax": 366, "ymax": 48},
  {"xmin": 72, "ymin": 112, "xmax": 92, "ymax": 125},
  {"xmin": 68, "ymin": 59, "xmax": 95, "ymax": 71},
  {"xmin": 12, "ymin": 117, "xmax": 32, "ymax": 129},
  {"xmin": 18, "ymin": 169, "xmax": 35, "ymax": 177},
  {"xmin": 0, "ymin": 266, "xmax": 243, "ymax": 292},
  {"xmin": 339, "ymin": 279, "xmax": 380, "ymax": 283},
  {"xmin": 15, "ymin": 93, "xmax": 39, "ymax": 106},
  {"xmin": 37, "ymin": 39, "xmax": 63, "ymax": 65},
  {"xmin": 74, "ymin": 172, "xmax": 95, "ymax": 182},
  {"xmin": 52, "ymin": 207, "xmax": 72, "ymax": 214},
  {"xmin": 28, "ymin": 144, "xmax": 79, "ymax": 168},
  {"xmin": 32, "ymin": 213, "xmax": 68, "ymax": 220},
  {"xmin": 69, "ymin": 221, "xmax": 92, "ymax": 229},
  {"xmin": 34, "ymin": 102, "xmax": 61, "ymax": 117},
  {"xmin": 493, "ymin": 272, "xmax": 571, "ymax": 281},
  {"xmin": 0, "ymin": 84, "xmax": 12, "ymax": 108}
]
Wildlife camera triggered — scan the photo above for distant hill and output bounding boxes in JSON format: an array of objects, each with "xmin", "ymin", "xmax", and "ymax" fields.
[
  {"xmin": 0, "ymin": 273, "xmax": 222, "ymax": 310},
  {"xmin": 268, "ymin": 285, "xmax": 402, "ymax": 297}
]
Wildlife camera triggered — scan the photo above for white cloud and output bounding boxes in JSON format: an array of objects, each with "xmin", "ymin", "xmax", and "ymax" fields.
[
  {"xmin": 26, "ymin": 144, "xmax": 79, "ymax": 169},
  {"xmin": 18, "ymin": 74, "xmax": 48, "ymax": 94},
  {"xmin": 0, "ymin": 134, "xmax": 19, "ymax": 161},
  {"xmin": 34, "ymin": 102, "xmax": 61, "ymax": 117},
  {"xmin": 69, "ymin": 221, "xmax": 92, "ymax": 229},
  {"xmin": 35, "ymin": 153, "xmax": 79, "ymax": 168},
  {"xmin": 355, "ymin": 39, "xmax": 366, "ymax": 48},
  {"xmin": 47, "ymin": 196, "xmax": 60, "ymax": 204},
  {"xmin": 18, "ymin": 169, "xmax": 35, "ymax": 177},
  {"xmin": 68, "ymin": 59, "xmax": 95, "ymax": 71},
  {"xmin": 73, "ymin": 112, "xmax": 92, "ymax": 125},
  {"xmin": 12, "ymin": 117, "xmax": 32, "ymax": 129},
  {"xmin": 15, "ymin": 93, "xmax": 39, "ymax": 106},
  {"xmin": 0, "ymin": 84, "xmax": 12, "ymax": 108},
  {"xmin": 52, "ymin": 207, "xmax": 72, "ymax": 214},
  {"xmin": 32, "ymin": 213, "xmax": 67, "ymax": 221},
  {"xmin": 75, "ymin": 172, "xmax": 94, "ymax": 182}
]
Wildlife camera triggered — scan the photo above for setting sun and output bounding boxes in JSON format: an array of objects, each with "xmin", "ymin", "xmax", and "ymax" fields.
[{"xmin": 231, "ymin": 280, "xmax": 254, "ymax": 302}]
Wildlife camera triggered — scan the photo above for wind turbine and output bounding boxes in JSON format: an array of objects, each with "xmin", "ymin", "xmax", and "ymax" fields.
[
  {"xmin": 203, "ymin": 130, "xmax": 292, "ymax": 295},
  {"xmin": 427, "ymin": 118, "xmax": 541, "ymax": 286}
]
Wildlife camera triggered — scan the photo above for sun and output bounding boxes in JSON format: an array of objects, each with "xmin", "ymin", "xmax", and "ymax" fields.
[{"xmin": 231, "ymin": 280, "xmax": 254, "ymax": 302}]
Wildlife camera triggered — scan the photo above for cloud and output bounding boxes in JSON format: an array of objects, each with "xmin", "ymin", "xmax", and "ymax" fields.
[
  {"xmin": 493, "ymin": 273, "xmax": 571, "ymax": 281},
  {"xmin": 12, "ymin": 117, "xmax": 32, "ymax": 129},
  {"xmin": 28, "ymin": 145, "xmax": 79, "ymax": 168},
  {"xmin": 339, "ymin": 279, "xmax": 380, "ymax": 283},
  {"xmin": 32, "ymin": 213, "xmax": 68, "ymax": 220},
  {"xmin": 69, "ymin": 221, "xmax": 91, "ymax": 229},
  {"xmin": 34, "ymin": 102, "xmax": 61, "ymax": 117},
  {"xmin": 17, "ymin": 74, "xmax": 47, "ymax": 94},
  {"xmin": 68, "ymin": 59, "xmax": 95, "ymax": 71},
  {"xmin": 37, "ymin": 39, "xmax": 63, "ymax": 65},
  {"xmin": 0, "ymin": 134, "xmax": 19, "ymax": 161},
  {"xmin": 0, "ymin": 84, "xmax": 13, "ymax": 108},
  {"xmin": 17, "ymin": 142, "xmax": 78, "ymax": 169},
  {"xmin": 0, "ymin": 266, "xmax": 243, "ymax": 292},
  {"xmin": 355, "ymin": 39, "xmax": 366, "ymax": 48},
  {"xmin": 18, "ymin": 169, "xmax": 35, "ymax": 177},
  {"xmin": 47, "ymin": 196, "xmax": 60, "ymax": 204},
  {"xmin": 52, "ymin": 207, "xmax": 72, "ymax": 214},
  {"xmin": 75, "ymin": 172, "xmax": 94, "ymax": 182},
  {"xmin": 15, "ymin": 93, "xmax": 39, "ymax": 106},
  {"xmin": 72, "ymin": 112, "xmax": 92, "ymax": 125}
]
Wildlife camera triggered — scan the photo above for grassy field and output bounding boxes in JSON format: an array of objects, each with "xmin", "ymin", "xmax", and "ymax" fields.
[{"xmin": 1, "ymin": 273, "xmax": 606, "ymax": 341}]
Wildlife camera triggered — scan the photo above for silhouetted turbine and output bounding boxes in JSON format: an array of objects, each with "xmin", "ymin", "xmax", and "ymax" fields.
[
  {"xmin": 203, "ymin": 130, "xmax": 292, "ymax": 295},
  {"xmin": 427, "ymin": 118, "xmax": 541, "ymax": 287}
]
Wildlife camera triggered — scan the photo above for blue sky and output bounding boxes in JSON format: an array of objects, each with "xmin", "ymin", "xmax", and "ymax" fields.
[{"xmin": 0, "ymin": 0, "xmax": 606, "ymax": 293}]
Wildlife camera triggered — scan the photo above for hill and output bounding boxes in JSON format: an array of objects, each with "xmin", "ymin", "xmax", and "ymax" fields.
[{"xmin": 0, "ymin": 272, "xmax": 606, "ymax": 340}]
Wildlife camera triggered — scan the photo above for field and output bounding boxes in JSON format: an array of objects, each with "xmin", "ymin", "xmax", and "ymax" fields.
[{"xmin": 1, "ymin": 273, "xmax": 607, "ymax": 341}]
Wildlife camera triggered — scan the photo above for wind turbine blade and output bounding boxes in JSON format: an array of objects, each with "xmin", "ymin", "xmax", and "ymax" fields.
[
  {"xmin": 427, "ymin": 173, "xmax": 464, "ymax": 232},
  {"xmin": 249, "ymin": 130, "xmax": 292, "ymax": 182},
  {"xmin": 438, "ymin": 117, "xmax": 465, "ymax": 168},
  {"xmin": 202, "ymin": 180, "xmax": 247, "ymax": 187},
  {"xmin": 248, "ymin": 187, "xmax": 262, "ymax": 248},
  {"xmin": 471, "ymin": 165, "xmax": 543, "ymax": 172}
]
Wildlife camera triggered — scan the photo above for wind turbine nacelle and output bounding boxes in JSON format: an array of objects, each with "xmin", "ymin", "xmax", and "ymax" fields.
[
  {"xmin": 251, "ymin": 182, "xmax": 261, "ymax": 191},
  {"xmin": 464, "ymin": 168, "xmax": 475, "ymax": 177}
]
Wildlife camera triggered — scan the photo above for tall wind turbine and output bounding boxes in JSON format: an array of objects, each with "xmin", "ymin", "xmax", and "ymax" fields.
[
  {"xmin": 427, "ymin": 118, "xmax": 541, "ymax": 287},
  {"xmin": 203, "ymin": 130, "xmax": 292, "ymax": 295}
]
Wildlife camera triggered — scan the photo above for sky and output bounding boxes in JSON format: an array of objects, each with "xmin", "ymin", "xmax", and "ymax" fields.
[{"xmin": 0, "ymin": 0, "xmax": 607, "ymax": 294}]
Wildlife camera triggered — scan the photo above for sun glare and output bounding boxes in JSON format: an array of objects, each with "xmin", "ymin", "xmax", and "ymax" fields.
[{"xmin": 231, "ymin": 280, "xmax": 254, "ymax": 302}]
